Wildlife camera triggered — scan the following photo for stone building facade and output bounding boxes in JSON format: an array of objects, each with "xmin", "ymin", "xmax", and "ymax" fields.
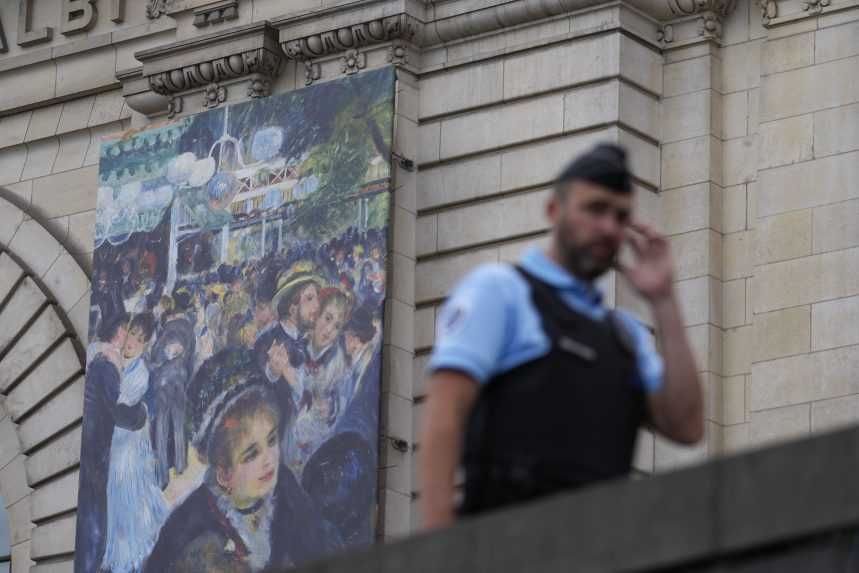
[{"xmin": 0, "ymin": 0, "xmax": 857, "ymax": 570}]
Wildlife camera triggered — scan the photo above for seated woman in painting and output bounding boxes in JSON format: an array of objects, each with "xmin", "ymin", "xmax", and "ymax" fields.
[{"xmin": 145, "ymin": 350, "xmax": 340, "ymax": 573}]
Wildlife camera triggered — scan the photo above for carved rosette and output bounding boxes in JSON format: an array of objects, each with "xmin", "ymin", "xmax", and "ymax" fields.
[
  {"xmin": 387, "ymin": 41, "xmax": 409, "ymax": 65},
  {"xmin": 203, "ymin": 83, "xmax": 227, "ymax": 109},
  {"xmin": 341, "ymin": 49, "xmax": 367, "ymax": 75},
  {"xmin": 281, "ymin": 14, "xmax": 419, "ymax": 61},
  {"xmin": 147, "ymin": 47, "xmax": 282, "ymax": 97},
  {"xmin": 247, "ymin": 77, "xmax": 271, "ymax": 98},
  {"xmin": 666, "ymin": 0, "xmax": 737, "ymax": 39}
]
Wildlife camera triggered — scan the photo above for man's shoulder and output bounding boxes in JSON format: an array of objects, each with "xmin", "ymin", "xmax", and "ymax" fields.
[{"xmin": 454, "ymin": 262, "xmax": 525, "ymax": 297}]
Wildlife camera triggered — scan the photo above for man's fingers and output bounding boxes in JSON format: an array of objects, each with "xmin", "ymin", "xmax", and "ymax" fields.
[
  {"xmin": 629, "ymin": 220, "xmax": 657, "ymax": 236},
  {"xmin": 624, "ymin": 228, "xmax": 648, "ymax": 255}
]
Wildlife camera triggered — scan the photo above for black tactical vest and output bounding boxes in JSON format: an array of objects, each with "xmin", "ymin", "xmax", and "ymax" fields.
[{"xmin": 460, "ymin": 266, "xmax": 646, "ymax": 515}]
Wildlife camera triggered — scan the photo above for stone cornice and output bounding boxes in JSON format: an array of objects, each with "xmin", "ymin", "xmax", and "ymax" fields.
[
  {"xmin": 127, "ymin": 22, "xmax": 283, "ymax": 116},
  {"xmin": 273, "ymin": 0, "xmax": 740, "ymax": 64},
  {"xmin": 280, "ymin": 13, "xmax": 420, "ymax": 61}
]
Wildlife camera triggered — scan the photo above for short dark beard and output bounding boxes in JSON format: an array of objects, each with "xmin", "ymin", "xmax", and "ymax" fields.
[{"xmin": 556, "ymin": 237, "xmax": 614, "ymax": 282}]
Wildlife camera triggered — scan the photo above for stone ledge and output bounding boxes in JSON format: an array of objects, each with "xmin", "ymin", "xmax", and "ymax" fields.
[{"xmin": 286, "ymin": 425, "xmax": 859, "ymax": 573}]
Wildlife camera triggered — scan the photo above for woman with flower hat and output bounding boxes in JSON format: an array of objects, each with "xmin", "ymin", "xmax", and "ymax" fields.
[{"xmin": 144, "ymin": 349, "xmax": 340, "ymax": 573}]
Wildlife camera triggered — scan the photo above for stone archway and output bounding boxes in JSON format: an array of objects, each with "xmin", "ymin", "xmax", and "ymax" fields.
[{"xmin": 0, "ymin": 192, "xmax": 90, "ymax": 572}]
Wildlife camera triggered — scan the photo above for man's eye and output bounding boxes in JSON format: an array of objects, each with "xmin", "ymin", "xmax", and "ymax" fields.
[{"xmin": 267, "ymin": 434, "xmax": 277, "ymax": 447}]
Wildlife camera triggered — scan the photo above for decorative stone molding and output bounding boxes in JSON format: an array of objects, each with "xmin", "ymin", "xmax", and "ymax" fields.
[
  {"xmin": 387, "ymin": 41, "xmax": 409, "ymax": 65},
  {"xmin": 146, "ymin": 0, "xmax": 171, "ymax": 19},
  {"xmin": 167, "ymin": 94, "xmax": 183, "ymax": 118},
  {"xmin": 147, "ymin": 45, "xmax": 280, "ymax": 96},
  {"xmin": 0, "ymin": 15, "xmax": 8, "ymax": 54},
  {"xmin": 281, "ymin": 14, "xmax": 419, "ymax": 61},
  {"xmin": 274, "ymin": 0, "xmax": 739, "ymax": 64},
  {"xmin": 193, "ymin": 0, "xmax": 240, "ymax": 28},
  {"xmin": 121, "ymin": 22, "xmax": 282, "ymax": 116},
  {"xmin": 303, "ymin": 60, "xmax": 321, "ymax": 86},
  {"xmin": 657, "ymin": 24, "xmax": 675, "ymax": 43},
  {"xmin": 666, "ymin": 0, "xmax": 737, "ymax": 39},
  {"xmin": 118, "ymin": 67, "xmax": 171, "ymax": 117},
  {"xmin": 801, "ymin": 0, "xmax": 831, "ymax": 12},
  {"xmin": 202, "ymin": 82, "xmax": 227, "ymax": 108},
  {"xmin": 247, "ymin": 76, "xmax": 271, "ymax": 98},
  {"xmin": 757, "ymin": 0, "xmax": 778, "ymax": 24},
  {"xmin": 341, "ymin": 48, "xmax": 367, "ymax": 75}
]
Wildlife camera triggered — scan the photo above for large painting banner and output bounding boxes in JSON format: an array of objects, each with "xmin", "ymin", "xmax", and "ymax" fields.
[{"xmin": 74, "ymin": 66, "xmax": 395, "ymax": 573}]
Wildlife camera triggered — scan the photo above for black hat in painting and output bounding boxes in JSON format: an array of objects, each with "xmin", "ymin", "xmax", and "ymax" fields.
[
  {"xmin": 187, "ymin": 348, "xmax": 276, "ymax": 463},
  {"xmin": 557, "ymin": 143, "xmax": 632, "ymax": 194}
]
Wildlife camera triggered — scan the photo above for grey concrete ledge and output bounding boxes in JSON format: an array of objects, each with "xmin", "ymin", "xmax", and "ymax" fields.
[{"xmin": 285, "ymin": 425, "xmax": 859, "ymax": 573}]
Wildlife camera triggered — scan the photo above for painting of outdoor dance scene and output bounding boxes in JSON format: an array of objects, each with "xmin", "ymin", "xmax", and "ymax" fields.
[{"xmin": 74, "ymin": 66, "xmax": 395, "ymax": 573}]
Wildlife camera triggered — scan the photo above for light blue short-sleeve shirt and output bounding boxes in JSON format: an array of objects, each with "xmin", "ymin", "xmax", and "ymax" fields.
[{"xmin": 427, "ymin": 247, "xmax": 664, "ymax": 393}]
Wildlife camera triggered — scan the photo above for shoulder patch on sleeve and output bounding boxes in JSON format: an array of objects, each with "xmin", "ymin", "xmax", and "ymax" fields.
[{"xmin": 440, "ymin": 299, "xmax": 472, "ymax": 338}]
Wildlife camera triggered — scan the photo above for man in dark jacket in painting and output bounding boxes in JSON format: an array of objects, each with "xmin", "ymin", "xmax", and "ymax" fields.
[
  {"xmin": 253, "ymin": 262, "xmax": 323, "ymax": 436},
  {"xmin": 150, "ymin": 294, "xmax": 196, "ymax": 488},
  {"xmin": 74, "ymin": 313, "xmax": 154, "ymax": 573}
]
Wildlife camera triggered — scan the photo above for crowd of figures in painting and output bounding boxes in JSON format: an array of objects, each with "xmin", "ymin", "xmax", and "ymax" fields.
[{"xmin": 74, "ymin": 67, "xmax": 396, "ymax": 573}]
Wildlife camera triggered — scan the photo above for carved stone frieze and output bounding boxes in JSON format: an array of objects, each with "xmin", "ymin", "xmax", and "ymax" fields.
[
  {"xmin": 147, "ymin": 46, "xmax": 281, "ymax": 96},
  {"xmin": 120, "ymin": 22, "xmax": 282, "ymax": 116},
  {"xmin": 281, "ymin": 14, "xmax": 418, "ymax": 61}
]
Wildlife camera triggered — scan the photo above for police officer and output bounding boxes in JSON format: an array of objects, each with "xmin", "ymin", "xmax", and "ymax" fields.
[{"xmin": 419, "ymin": 143, "xmax": 703, "ymax": 528}]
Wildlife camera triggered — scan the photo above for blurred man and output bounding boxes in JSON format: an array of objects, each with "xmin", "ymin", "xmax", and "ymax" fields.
[{"xmin": 419, "ymin": 144, "xmax": 703, "ymax": 528}]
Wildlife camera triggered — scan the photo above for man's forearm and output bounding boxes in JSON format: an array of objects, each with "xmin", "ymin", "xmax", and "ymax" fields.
[
  {"xmin": 419, "ymin": 371, "xmax": 479, "ymax": 530},
  {"xmin": 419, "ymin": 420, "xmax": 461, "ymax": 529},
  {"xmin": 651, "ymin": 294, "xmax": 704, "ymax": 443}
]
